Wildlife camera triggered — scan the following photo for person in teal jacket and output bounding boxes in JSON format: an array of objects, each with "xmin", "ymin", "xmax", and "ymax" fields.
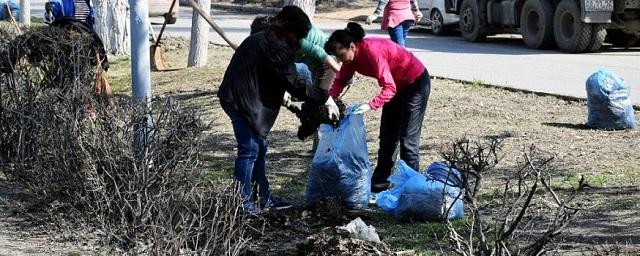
[{"xmin": 251, "ymin": 16, "xmax": 341, "ymax": 152}]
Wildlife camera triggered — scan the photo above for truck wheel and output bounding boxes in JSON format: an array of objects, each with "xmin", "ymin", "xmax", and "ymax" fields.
[
  {"xmin": 520, "ymin": 0, "xmax": 555, "ymax": 49},
  {"xmin": 585, "ymin": 24, "xmax": 607, "ymax": 52},
  {"xmin": 431, "ymin": 9, "xmax": 447, "ymax": 36},
  {"xmin": 605, "ymin": 29, "xmax": 639, "ymax": 47},
  {"xmin": 459, "ymin": 0, "xmax": 487, "ymax": 42},
  {"xmin": 553, "ymin": 0, "xmax": 592, "ymax": 53}
]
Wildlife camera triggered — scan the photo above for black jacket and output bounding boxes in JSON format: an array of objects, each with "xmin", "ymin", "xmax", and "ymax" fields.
[{"xmin": 218, "ymin": 30, "xmax": 328, "ymax": 137}]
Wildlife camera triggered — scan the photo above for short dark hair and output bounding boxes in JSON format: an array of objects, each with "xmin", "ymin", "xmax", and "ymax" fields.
[
  {"xmin": 273, "ymin": 5, "xmax": 311, "ymax": 40},
  {"xmin": 250, "ymin": 16, "xmax": 272, "ymax": 35},
  {"xmin": 324, "ymin": 22, "xmax": 366, "ymax": 55}
]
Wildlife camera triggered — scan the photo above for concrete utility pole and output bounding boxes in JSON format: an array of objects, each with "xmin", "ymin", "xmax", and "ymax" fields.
[
  {"xmin": 130, "ymin": 0, "xmax": 152, "ymax": 154},
  {"xmin": 19, "ymin": 0, "xmax": 30, "ymax": 25},
  {"xmin": 130, "ymin": 0, "xmax": 151, "ymax": 105}
]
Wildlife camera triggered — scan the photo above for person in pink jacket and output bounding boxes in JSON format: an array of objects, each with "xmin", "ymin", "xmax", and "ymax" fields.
[
  {"xmin": 365, "ymin": 0, "xmax": 423, "ymax": 47},
  {"xmin": 325, "ymin": 22, "xmax": 431, "ymax": 193}
]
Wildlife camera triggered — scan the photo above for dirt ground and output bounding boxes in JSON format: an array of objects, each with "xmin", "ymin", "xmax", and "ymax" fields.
[
  {"xmin": 2, "ymin": 25, "xmax": 640, "ymax": 256},
  {"xmin": 122, "ymin": 40, "xmax": 640, "ymax": 254}
]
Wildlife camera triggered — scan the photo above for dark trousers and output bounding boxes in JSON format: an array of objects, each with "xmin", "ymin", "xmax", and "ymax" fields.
[{"xmin": 372, "ymin": 70, "xmax": 431, "ymax": 185}]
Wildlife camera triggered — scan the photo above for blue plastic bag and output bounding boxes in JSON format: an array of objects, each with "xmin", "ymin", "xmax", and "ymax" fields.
[
  {"xmin": 376, "ymin": 160, "xmax": 423, "ymax": 212},
  {"xmin": 0, "ymin": 0, "xmax": 20, "ymax": 21},
  {"xmin": 586, "ymin": 69, "xmax": 636, "ymax": 130},
  {"xmin": 304, "ymin": 106, "xmax": 372, "ymax": 209},
  {"xmin": 377, "ymin": 160, "xmax": 464, "ymax": 221}
]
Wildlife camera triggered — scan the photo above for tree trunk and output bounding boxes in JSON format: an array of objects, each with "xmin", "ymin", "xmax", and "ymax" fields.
[
  {"xmin": 188, "ymin": 0, "xmax": 211, "ymax": 67},
  {"xmin": 19, "ymin": 0, "xmax": 30, "ymax": 25},
  {"xmin": 283, "ymin": 0, "xmax": 316, "ymax": 22},
  {"xmin": 94, "ymin": 0, "xmax": 131, "ymax": 55}
]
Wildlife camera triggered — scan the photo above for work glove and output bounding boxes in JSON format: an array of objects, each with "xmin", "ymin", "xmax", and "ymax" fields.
[
  {"xmin": 325, "ymin": 97, "xmax": 340, "ymax": 122},
  {"xmin": 365, "ymin": 14, "xmax": 378, "ymax": 25},
  {"xmin": 413, "ymin": 11, "xmax": 423, "ymax": 22},
  {"xmin": 282, "ymin": 92, "xmax": 293, "ymax": 107},
  {"xmin": 353, "ymin": 103, "xmax": 371, "ymax": 115}
]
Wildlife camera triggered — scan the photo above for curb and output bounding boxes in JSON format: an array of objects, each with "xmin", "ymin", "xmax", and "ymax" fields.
[
  {"xmin": 210, "ymin": 3, "xmax": 280, "ymax": 14},
  {"xmin": 431, "ymin": 75, "xmax": 640, "ymax": 110}
]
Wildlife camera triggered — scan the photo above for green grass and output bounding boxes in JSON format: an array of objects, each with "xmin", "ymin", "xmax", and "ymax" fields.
[
  {"xmin": 371, "ymin": 213, "xmax": 469, "ymax": 254},
  {"xmin": 564, "ymin": 173, "xmax": 609, "ymax": 188},
  {"xmin": 471, "ymin": 79, "xmax": 485, "ymax": 87},
  {"xmin": 106, "ymin": 57, "xmax": 132, "ymax": 93}
]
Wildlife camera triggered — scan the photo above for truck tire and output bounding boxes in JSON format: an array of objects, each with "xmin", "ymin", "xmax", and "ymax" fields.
[
  {"xmin": 520, "ymin": 0, "xmax": 555, "ymax": 49},
  {"xmin": 585, "ymin": 24, "xmax": 607, "ymax": 52},
  {"xmin": 605, "ymin": 29, "xmax": 639, "ymax": 47},
  {"xmin": 431, "ymin": 9, "xmax": 447, "ymax": 35},
  {"xmin": 459, "ymin": 0, "xmax": 487, "ymax": 42},
  {"xmin": 553, "ymin": 0, "xmax": 592, "ymax": 53}
]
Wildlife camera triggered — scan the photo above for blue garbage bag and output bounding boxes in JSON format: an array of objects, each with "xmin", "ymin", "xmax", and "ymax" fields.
[
  {"xmin": 304, "ymin": 106, "xmax": 372, "ymax": 209},
  {"xmin": 377, "ymin": 160, "xmax": 464, "ymax": 221},
  {"xmin": 0, "ymin": 0, "xmax": 20, "ymax": 21},
  {"xmin": 376, "ymin": 160, "xmax": 423, "ymax": 212},
  {"xmin": 586, "ymin": 69, "xmax": 636, "ymax": 130}
]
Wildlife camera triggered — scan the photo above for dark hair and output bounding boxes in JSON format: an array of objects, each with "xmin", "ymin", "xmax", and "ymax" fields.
[
  {"xmin": 324, "ymin": 22, "xmax": 365, "ymax": 55},
  {"xmin": 272, "ymin": 5, "xmax": 311, "ymax": 40},
  {"xmin": 250, "ymin": 16, "xmax": 273, "ymax": 35}
]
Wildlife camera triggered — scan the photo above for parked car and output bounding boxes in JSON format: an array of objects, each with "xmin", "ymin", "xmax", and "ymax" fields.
[
  {"xmin": 149, "ymin": 0, "xmax": 179, "ymax": 24},
  {"xmin": 416, "ymin": 0, "xmax": 458, "ymax": 35}
]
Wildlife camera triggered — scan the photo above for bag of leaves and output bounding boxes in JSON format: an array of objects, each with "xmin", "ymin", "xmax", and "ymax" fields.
[
  {"xmin": 586, "ymin": 69, "xmax": 636, "ymax": 130},
  {"xmin": 377, "ymin": 160, "xmax": 464, "ymax": 221},
  {"xmin": 304, "ymin": 106, "xmax": 372, "ymax": 209}
]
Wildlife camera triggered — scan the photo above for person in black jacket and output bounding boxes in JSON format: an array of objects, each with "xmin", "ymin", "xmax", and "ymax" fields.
[{"xmin": 217, "ymin": 6, "xmax": 329, "ymax": 213}]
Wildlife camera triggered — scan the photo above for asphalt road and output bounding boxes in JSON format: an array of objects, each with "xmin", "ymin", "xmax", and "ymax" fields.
[
  {"xmin": 29, "ymin": 2, "xmax": 640, "ymax": 105},
  {"xmin": 158, "ymin": 7, "xmax": 640, "ymax": 105}
]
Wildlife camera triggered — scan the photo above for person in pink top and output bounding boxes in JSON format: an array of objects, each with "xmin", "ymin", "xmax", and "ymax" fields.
[
  {"xmin": 324, "ymin": 22, "xmax": 431, "ymax": 193},
  {"xmin": 365, "ymin": 0, "xmax": 423, "ymax": 47}
]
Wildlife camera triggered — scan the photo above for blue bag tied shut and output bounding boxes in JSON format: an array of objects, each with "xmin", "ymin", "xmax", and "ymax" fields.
[
  {"xmin": 377, "ymin": 160, "xmax": 464, "ymax": 221},
  {"xmin": 586, "ymin": 69, "xmax": 636, "ymax": 130},
  {"xmin": 304, "ymin": 106, "xmax": 372, "ymax": 209}
]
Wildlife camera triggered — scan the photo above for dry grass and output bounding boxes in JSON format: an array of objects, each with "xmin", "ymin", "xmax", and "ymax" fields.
[
  {"xmin": 3, "ymin": 37, "xmax": 639, "ymax": 254},
  {"xmin": 111, "ymin": 41, "xmax": 640, "ymax": 254}
]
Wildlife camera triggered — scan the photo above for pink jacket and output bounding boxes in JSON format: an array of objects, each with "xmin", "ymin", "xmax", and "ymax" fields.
[
  {"xmin": 329, "ymin": 37, "xmax": 426, "ymax": 110},
  {"xmin": 381, "ymin": 0, "xmax": 415, "ymax": 30}
]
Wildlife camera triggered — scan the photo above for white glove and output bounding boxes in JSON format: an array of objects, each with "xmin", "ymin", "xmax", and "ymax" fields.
[
  {"xmin": 365, "ymin": 14, "xmax": 378, "ymax": 25},
  {"xmin": 282, "ymin": 92, "xmax": 292, "ymax": 107},
  {"xmin": 325, "ymin": 97, "xmax": 340, "ymax": 122},
  {"xmin": 414, "ymin": 11, "xmax": 423, "ymax": 22},
  {"xmin": 353, "ymin": 103, "xmax": 371, "ymax": 115}
]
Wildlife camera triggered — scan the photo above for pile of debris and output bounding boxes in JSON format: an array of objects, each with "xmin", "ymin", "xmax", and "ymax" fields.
[{"xmin": 297, "ymin": 218, "xmax": 393, "ymax": 256}]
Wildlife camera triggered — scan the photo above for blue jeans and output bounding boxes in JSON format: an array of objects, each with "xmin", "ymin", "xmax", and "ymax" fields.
[
  {"xmin": 223, "ymin": 106, "xmax": 270, "ymax": 210},
  {"xmin": 387, "ymin": 19, "xmax": 414, "ymax": 47}
]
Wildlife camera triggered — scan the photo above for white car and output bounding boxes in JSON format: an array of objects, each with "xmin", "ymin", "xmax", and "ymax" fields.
[{"xmin": 416, "ymin": 0, "xmax": 459, "ymax": 35}]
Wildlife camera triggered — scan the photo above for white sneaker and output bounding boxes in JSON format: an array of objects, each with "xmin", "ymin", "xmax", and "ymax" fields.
[{"xmin": 369, "ymin": 193, "xmax": 377, "ymax": 205}]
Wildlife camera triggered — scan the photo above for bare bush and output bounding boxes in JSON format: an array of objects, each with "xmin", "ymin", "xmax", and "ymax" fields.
[
  {"xmin": 0, "ymin": 26, "xmax": 253, "ymax": 255},
  {"xmin": 441, "ymin": 138, "xmax": 588, "ymax": 256}
]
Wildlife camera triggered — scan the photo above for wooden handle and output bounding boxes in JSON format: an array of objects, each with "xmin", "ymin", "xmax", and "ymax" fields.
[{"xmin": 187, "ymin": 0, "xmax": 238, "ymax": 50}]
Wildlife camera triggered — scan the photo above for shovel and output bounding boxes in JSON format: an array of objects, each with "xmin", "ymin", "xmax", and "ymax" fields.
[{"xmin": 150, "ymin": 0, "xmax": 178, "ymax": 71}]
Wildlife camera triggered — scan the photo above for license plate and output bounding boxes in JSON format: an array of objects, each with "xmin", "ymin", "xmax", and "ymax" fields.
[{"xmin": 584, "ymin": 0, "xmax": 614, "ymax": 11}]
